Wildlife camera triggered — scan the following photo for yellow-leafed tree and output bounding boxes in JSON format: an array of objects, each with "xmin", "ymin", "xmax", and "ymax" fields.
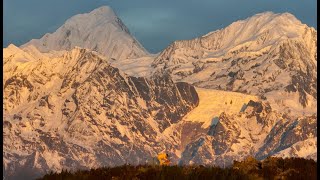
[{"xmin": 157, "ymin": 153, "xmax": 170, "ymax": 166}]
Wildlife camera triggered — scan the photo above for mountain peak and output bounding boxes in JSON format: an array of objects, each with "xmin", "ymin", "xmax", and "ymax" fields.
[
  {"xmin": 92, "ymin": 5, "xmax": 114, "ymax": 13},
  {"xmin": 86, "ymin": 6, "xmax": 117, "ymax": 19},
  {"xmin": 4, "ymin": 44, "xmax": 21, "ymax": 59},
  {"xmin": 21, "ymin": 6, "xmax": 148, "ymax": 60},
  {"xmin": 154, "ymin": 11, "xmax": 314, "ymax": 67},
  {"xmin": 253, "ymin": 11, "xmax": 295, "ymax": 18},
  {"xmin": 247, "ymin": 11, "xmax": 301, "ymax": 25},
  {"xmin": 198, "ymin": 11, "xmax": 310, "ymax": 50},
  {"xmin": 6, "ymin": 44, "xmax": 19, "ymax": 50}
]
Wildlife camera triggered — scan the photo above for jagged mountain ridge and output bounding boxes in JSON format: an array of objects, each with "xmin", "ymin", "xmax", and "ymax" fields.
[
  {"xmin": 22, "ymin": 6, "xmax": 148, "ymax": 60},
  {"xmin": 3, "ymin": 46, "xmax": 198, "ymax": 179}
]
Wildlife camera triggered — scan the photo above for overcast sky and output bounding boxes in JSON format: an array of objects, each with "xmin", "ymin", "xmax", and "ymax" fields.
[{"xmin": 3, "ymin": 0, "xmax": 317, "ymax": 53}]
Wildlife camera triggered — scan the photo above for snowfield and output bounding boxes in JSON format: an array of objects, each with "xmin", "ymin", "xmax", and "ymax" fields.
[{"xmin": 183, "ymin": 88, "xmax": 259, "ymax": 128}]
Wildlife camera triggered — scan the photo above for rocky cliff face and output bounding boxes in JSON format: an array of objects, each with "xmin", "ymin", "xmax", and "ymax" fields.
[
  {"xmin": 3, "ymin": 46, "xmax": 198, "ymax": 179},
  {"xmin": 176, "ymin": 100, "xmax": 316, "ymax": 166}
]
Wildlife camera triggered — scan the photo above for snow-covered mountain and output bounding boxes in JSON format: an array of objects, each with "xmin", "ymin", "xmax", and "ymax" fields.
[
  {"xmin": 150, "ymin": 12, "xmax": 317, "ymax": 166},
  {"xmin": 3, "ymin": 7, "xmax": 317, "ymax": 180},
  {"xmin": 152, "ymin": 12, "xmax": 317, "ymax": 117},
  {"xmin": 3, "ymin": 45, "xmax": 198, "ymax": 179},
  {"xmin": 22, "ymin": 6, "xmax": 148, "ymax": 60}
]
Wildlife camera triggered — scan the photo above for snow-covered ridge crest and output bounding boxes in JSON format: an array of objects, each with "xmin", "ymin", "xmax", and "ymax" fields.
[
  {"xmin": 201, "ymin": 11, "xmax": 303, "ymax": 38},
  {"xmin": 21, "ymin": 6, "xmax": 148, "ymax": 60},
  {"xmin": 153, "ymin": 11, "xmax": 316, "ymax": 67}
]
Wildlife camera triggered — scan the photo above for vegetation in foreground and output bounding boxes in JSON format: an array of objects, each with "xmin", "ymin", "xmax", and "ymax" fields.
[{"xmin": 38, "ymin": 157, "xmax": 316, "ymax": 180}]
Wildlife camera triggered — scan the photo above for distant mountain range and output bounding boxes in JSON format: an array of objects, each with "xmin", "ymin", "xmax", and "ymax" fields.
[{"xmin": 3, "ymin": 6, "xmax": 317, "ymax": 180}]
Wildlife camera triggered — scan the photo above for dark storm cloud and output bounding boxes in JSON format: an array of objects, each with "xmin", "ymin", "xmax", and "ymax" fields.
[{"xmin": 4, "ymin": 0, "xmax": 317, "ymax": 53}]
